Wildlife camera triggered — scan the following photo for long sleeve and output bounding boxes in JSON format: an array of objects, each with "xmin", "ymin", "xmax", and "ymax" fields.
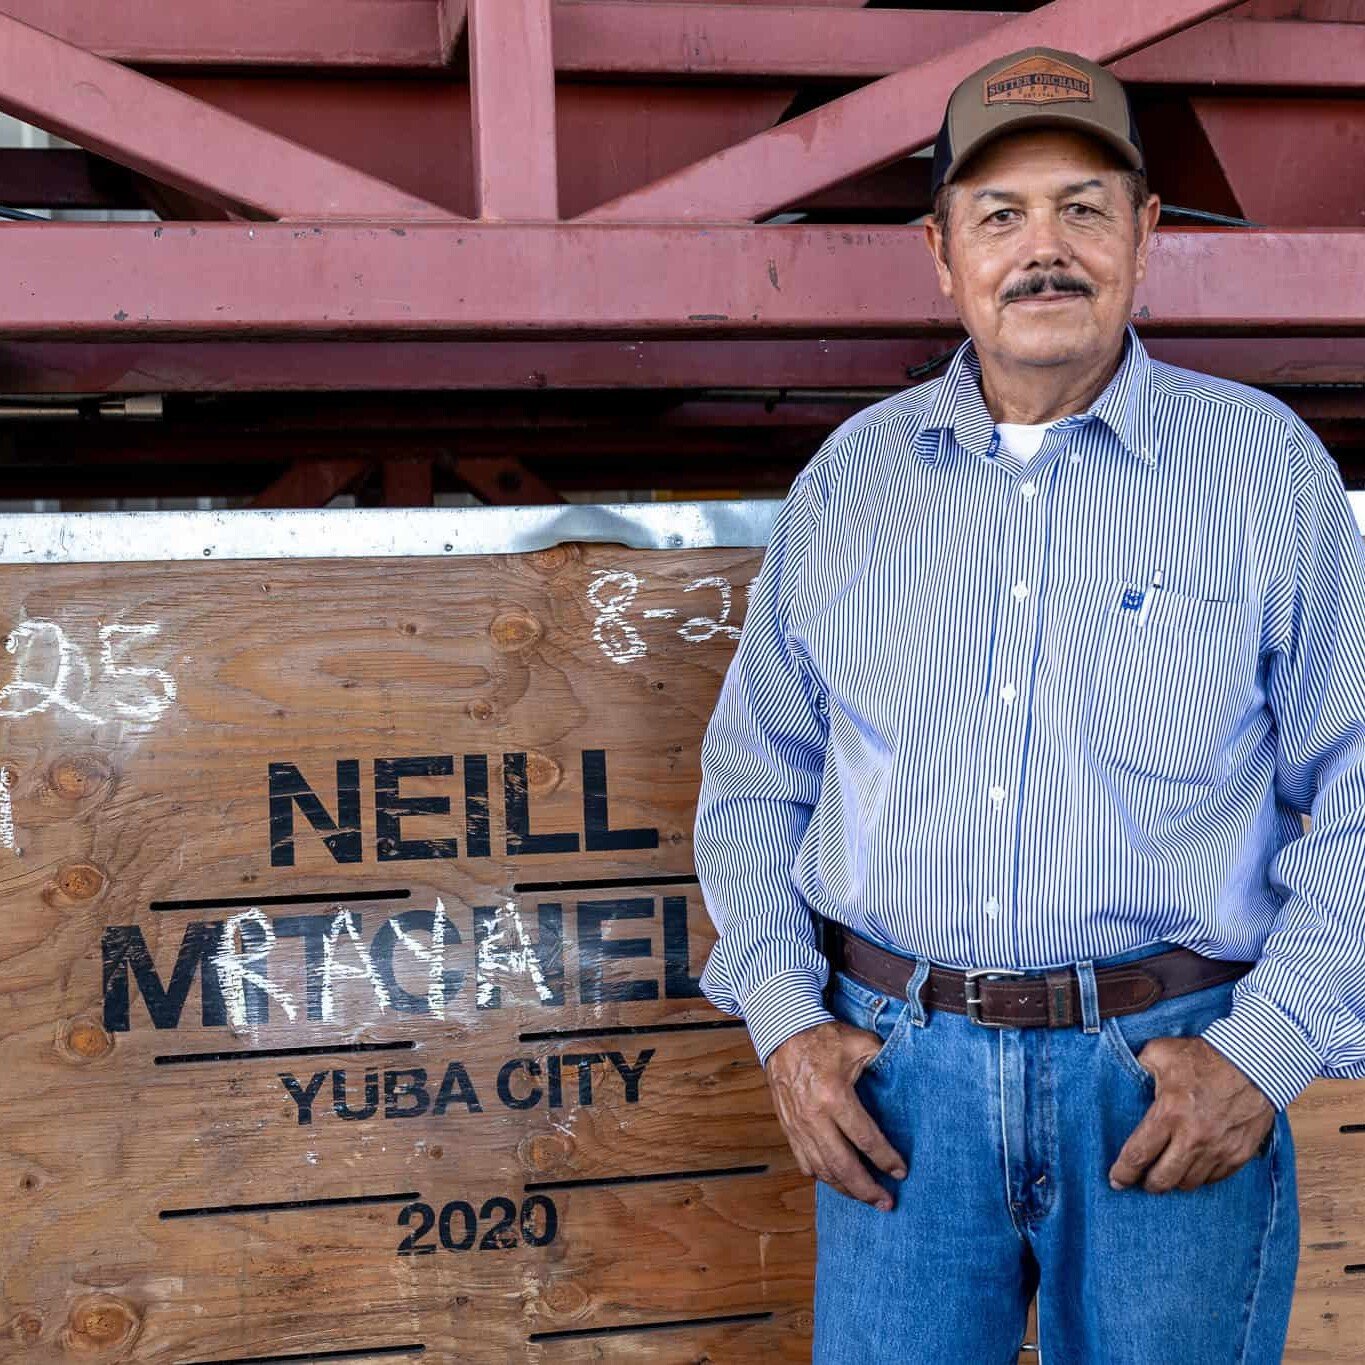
[
  {"xmin": 694, "ymin": 464, "xmax": 836, "ymax": 1067},
  {"xmin": 1200, "ymin": 423, "xmax": 1365, "ymax": 1110}
]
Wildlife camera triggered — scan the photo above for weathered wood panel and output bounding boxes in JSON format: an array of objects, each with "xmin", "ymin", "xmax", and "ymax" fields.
[
  {"xmin": 0, "ymin": 534, "xmax": 1360, "ymax": 1362},
  {"xmin": 0, "ymin": 544, "xmax": 812, "ymax": 1362}
]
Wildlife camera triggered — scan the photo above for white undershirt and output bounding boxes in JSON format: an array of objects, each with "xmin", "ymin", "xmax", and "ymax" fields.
[{"xmin": 994, "ymin": 421, "xmax": 1056, "ymax": 462}]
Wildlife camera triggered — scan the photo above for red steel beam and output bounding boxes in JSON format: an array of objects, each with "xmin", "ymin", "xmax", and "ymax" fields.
[
  {"xmin": 251, "ymin": 457, "xmax": 372, "ymax": 508},
  {"xmin": 1115, "ymin": 19, "xmax": 1365, "ymax": 88},
  {"xmin": 468, "ymin": 0, "xmax": 558, "ymax": 220},
  {"xmin": 555, "ymin": 4, "xmax": 1002, "ymax": 81},
  {"xmin": 0, "ymin": 12, "xmax": 458, "ymax": 221},
  {"xmin": 0, "ymin": 0, "xmax": 448, "ymax": 68},
  {"xmin": 582, "ymin": 0, "xmax": 1249, "ymax": 222},
  {"xmin": 1188, "ymin": 97, "xmax": 1365, "ymax": 227},
  {"xmin": 1, "ymin": 338, "xmax": 1363, "ymax": 396},
  {"xmin": 8, "ymin": 0, "xmax": 1357, "ymax": 90},
  {"xmin": 382, "ymin": 455, "xmax": 436, "ymax": 506},
  {"xmin": 0, "ymin": 224, "xmax": 1356, "ymax": 338},
  {"xmin": 449, "ymin": 455, "xmax": 567, "ymax": 505},
  {"xmin": 553, "ymin": 6, "xmax": 1365, "ymax": 90}
]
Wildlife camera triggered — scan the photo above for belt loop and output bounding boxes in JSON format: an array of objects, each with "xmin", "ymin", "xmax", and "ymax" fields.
[
  {"xmin": 906, "ymin": 958, "xmax": 932, "ymax": 1028},
  {"xmin": 1075, "ymin": 959, "xmax": 1101, "ymax": 1034}
]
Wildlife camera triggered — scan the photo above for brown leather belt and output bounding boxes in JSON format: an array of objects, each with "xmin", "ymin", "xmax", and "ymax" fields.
[{"xmin": 824, "ymin": 919, "xmax": 1254, "ymax": 1027}]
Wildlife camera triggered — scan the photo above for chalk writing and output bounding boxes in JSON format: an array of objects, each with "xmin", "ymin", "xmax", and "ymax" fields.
[
  {"xmin": 588, "ymin": 570, "xmax": 647, "ymax": 664},
  {"xmin": 587, "ymin": 571, "xmax": 754, "ymax": 664},
  {"xmin": 101, "ymin": 896, "xmax": 703, "ymax": 1033},
  {"xmin": 0, "ymin": 619, "xmax": 176, "ymax": 724},
  {"xmin": 0, "ymin": 766, "xmax": 14, "ymax": 855}
]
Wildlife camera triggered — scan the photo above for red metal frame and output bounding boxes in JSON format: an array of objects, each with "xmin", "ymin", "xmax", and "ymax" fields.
[
  {"xmin": 469, "ymin": 0, "xmax": 558, "ymax": 220},
  {"xmin": 583, "ymin": 0, "xmax": 1247, "ymax": 221},
  {"xmin": 552, "ymin": 6, "xmax": 1365, "ymax": 90},
  {"xmin": 5, "ymin": 338, "xmax": 1365, "ymax": 396},
  {"xmin": 0, "ymin": 12, "xmax": 458, "ymax": 220},
  {"xmin": 0, "ymin": 0, "xmax": 1359, "ymax": 506},
  {"xmin": 0, "ymin": 224, "xmax": 1356, "ymax": 337}
]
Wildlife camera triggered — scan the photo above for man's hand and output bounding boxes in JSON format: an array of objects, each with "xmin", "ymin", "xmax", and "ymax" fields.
[
  {"xmin": 765, "ymin": 1020, "xmax": 908, "ymax": 1212},
  {"xmin": 1108, "ymin": 1035, "xmax": 1275, "ymax": 1193}
]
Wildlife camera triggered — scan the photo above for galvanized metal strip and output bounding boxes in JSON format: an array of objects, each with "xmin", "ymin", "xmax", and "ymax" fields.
[
  {"xmin": 2, "ymin": 495, "xmax": 1363, "ymax": 565},
  {"xmin": 0, "ymin": 500, "xmax": 784, "ymax": 565}
]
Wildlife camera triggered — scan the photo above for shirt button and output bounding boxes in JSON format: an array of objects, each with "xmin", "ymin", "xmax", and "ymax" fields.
[
  {"xmin": 1069, "ymin": 452, "xmax": 1082, "ymax": 465},
  {"xmin": 1019, "ymin": 481, "xmax": 1037, "ymax": 500},
  {"xmin": 999, "ymin": 682, "xmax": 1017, "ymax": 705},
  {"xmin": 1011, "ymin": 580, "xmax": 1029, "ymax": 602},
  {"xmin": 989, "ymin": 785, "xmax": 1006, "ymax": 806},
  {"xmin": 984, "ymin": 897, "xmax": 1001, "ymax": 918}
]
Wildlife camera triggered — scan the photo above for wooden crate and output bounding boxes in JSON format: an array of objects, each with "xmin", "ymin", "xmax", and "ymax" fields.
[{"xmin": 0, "ymin": 507, "xmax": 1360, "ymax": 1363}]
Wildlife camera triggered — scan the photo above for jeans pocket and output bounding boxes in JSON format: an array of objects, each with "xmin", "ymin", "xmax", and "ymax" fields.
[
  {"xmin": 1101, "ymin": 1014, "xmax": 1158, "ymax": 1092},
  {"xmin": 828, "ymin": 971, "xmax": 914, "ymax": 1077},
  {"xmin": 1100, "ymin": 979, "xmax": 1241, "ymax": 1098}
]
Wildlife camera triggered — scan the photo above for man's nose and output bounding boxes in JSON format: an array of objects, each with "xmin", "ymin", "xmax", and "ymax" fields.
[{"xmin": 1018, "ymin": 214, "xmax": 1071, "ymax": 272}]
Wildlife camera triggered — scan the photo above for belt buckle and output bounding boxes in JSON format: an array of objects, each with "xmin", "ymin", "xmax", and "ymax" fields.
[{"xmin": 963, "ymin": 967, "xmax": 1027, "ymax": 1027}]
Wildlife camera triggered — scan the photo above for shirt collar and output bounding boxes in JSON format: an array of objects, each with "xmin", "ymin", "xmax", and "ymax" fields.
[{"xmin": 914, "ymin": 322, "xmax": 1158, "ymax": 469}]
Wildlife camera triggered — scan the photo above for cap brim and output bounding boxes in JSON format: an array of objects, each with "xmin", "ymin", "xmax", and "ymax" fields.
[{"xmin": 940, "ymin": 114, "xmax": 1143, "ymax": 189}]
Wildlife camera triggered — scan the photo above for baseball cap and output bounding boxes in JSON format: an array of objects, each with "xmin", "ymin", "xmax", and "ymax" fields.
[{"xmin": 930, "ymin": 47, "xmax": 1145, "ymax": 198}]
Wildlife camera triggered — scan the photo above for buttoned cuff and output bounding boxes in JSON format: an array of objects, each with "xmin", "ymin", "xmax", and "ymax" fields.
[
  {"xmin": 1199, "ymin": 992, "xmax": 1322, "ymax": 1112},
  {"xmin": 741, "ymin": 967, "xmax": 837, "ymax": 1068}
]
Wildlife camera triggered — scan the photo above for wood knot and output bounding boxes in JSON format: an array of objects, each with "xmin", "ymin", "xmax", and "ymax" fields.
[
  {"xmin": 541, "ymin": 1277, "xmax": 591, "ymax": 1316},
  {"xmin": 61, "ymin": 1296, "xmax": 140, "ymax": 1355},
  {"xmin": 44, "ymin": 863, "xmax": 107, "ymax": 908},
  {"xmin": 519, "ymin": 1131, "xmax": 575, "ymax": 1173},
  {"xmin": 56, "ymin": 1018, "xmax": 115, "ymax": 1064},
  {"xmin": 46, "ymin": 753, "xmax": 114, "ymax": 806},
  {"xmin": 466, "ymin": 697, "xmax": 497, "ymax": 723},
  {"xmin": 7, "ymin": 1311, "xmax": 42, "ymax": 1345},
  {"xmin": 527, "ymin": 544, "xmax": 579, "ymax": 573},
  {"xmin": 522, "ymin": 752, "xmax": 561, "ymax": 795},
  {"xmin": 489, "ymin": 610, "xmax": 542, "ymax": 652}
]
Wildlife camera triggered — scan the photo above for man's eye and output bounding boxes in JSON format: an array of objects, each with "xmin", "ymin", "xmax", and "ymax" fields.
[
  {"xmin": 1067, "ymin": 203, "xmax": 1097, "ymax": 216},
  {"xmin": 989, "ymin": 209, "xmax": 1016, "ymax": 224}
]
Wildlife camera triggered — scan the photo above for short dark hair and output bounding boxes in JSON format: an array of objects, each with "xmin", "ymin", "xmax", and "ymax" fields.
[{"xmin": 931, "ymin": 168, "xmax": 1151, "ymax": 250}]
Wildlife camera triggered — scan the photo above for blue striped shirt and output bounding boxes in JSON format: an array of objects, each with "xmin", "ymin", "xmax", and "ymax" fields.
[{"xmin": 693, "ymin": 324, "xmax": 1365, "ymax": 1112}]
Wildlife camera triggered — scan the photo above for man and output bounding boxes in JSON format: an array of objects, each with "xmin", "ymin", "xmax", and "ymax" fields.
[{"xmin": 693, "ymin": 46, "xmax": 1365, "ymax": 1363}]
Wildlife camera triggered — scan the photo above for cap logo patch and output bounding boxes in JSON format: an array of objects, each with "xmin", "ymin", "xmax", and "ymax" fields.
[{"xmin": 984, "ymin": 55, "xmax": 1094, "ymax": 106}]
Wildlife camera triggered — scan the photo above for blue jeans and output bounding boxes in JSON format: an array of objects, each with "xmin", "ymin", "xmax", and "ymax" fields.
[{"xmin": 813, "ymin": 938, "xmax": 1299, "ymax": 1364}]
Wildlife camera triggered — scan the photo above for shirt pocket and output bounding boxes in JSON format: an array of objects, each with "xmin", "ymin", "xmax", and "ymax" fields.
[{"xmin": 1084, "ymin": 582, "xmax": 1254, "ymax": 787}]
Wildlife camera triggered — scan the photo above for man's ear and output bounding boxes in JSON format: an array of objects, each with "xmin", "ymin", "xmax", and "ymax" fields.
[
  {"xmin": 924, "ymin": 219, "xmax": 954, "ymax": 300},
  {"xmin": 1133, "ymin": 193, "xmax": 1161, "ymax": 285}
]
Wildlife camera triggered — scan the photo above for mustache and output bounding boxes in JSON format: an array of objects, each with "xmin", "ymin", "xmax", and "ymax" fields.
[{"xmin": 1001, "ymin": 272, "xmax": 1095, "ymax": 303}]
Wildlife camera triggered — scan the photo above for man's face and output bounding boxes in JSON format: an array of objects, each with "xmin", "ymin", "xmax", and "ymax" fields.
[{"xmin": 925, "ymin": 128, "xmax": 1159, "ymax": 371}]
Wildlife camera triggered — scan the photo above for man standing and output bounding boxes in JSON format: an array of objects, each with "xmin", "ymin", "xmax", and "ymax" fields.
[{"xmin": 693, "ymin": 47, "xmax": 1365, "ymax": 1363}]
